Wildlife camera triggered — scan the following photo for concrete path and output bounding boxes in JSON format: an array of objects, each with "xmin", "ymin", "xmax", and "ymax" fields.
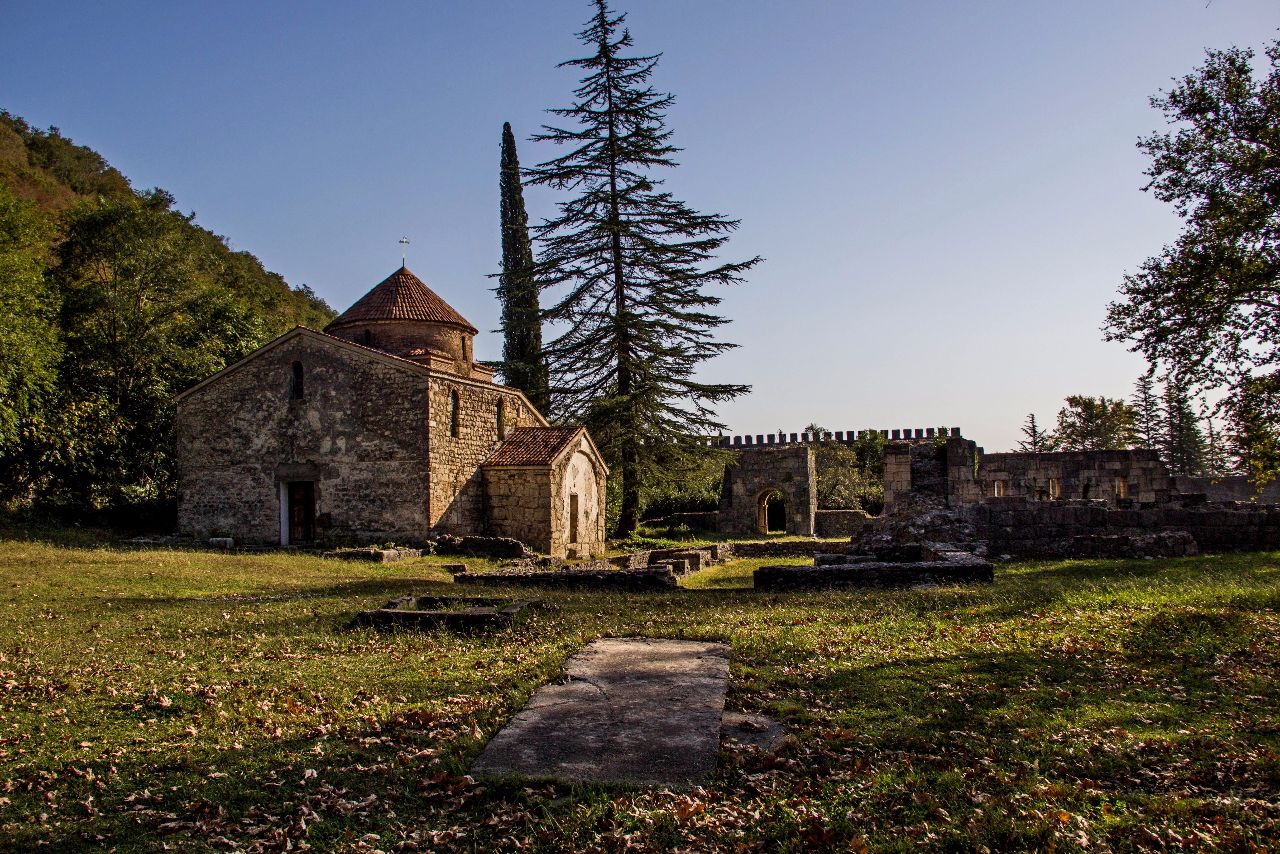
[{"xmin": 470, "ymin": 637, "xmax": 730, "ymax": 787}]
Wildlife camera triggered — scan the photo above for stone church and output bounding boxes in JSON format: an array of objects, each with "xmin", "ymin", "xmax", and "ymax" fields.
[{"xmin": 175, "ymin": 265, "xmax": 607, "ymax": 558}]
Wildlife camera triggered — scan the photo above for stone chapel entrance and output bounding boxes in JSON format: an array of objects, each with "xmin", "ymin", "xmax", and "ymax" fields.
[{"xmin": 286, "ymin": 481, "xmax": 315, "ymax": 544}]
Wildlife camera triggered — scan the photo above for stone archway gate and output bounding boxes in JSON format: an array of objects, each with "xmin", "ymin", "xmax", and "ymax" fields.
[{"xmin": 717, "ymin": 445, "xmax": 817, "ymax": 536}]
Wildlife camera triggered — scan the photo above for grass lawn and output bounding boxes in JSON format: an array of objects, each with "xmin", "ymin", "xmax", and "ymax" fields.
[{"xmin": 0, "ymin": 535, "xmax": 1277, "ymax": 852}]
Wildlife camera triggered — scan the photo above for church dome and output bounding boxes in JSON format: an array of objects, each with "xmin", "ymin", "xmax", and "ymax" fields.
[
  {"xmin": 325, "ymin": 265, "xmax": 479, "ymax": 372},
  {"xmin": 326, "ymin": 265, "xmax": 477, "ymax": 333}
]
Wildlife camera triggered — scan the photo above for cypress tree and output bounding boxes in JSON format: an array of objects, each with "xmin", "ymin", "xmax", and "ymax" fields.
[
  {"xmin": 528, "ymin": 0, "xmax": 760, "ymax": 536},
  {"xmin": 497, "ymin": 122, "xmax": 549, "ymax": 412}
]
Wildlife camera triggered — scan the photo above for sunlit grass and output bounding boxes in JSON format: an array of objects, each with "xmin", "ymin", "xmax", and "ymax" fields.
[{"xmin": 1, "ymin": 539, "xmax": 1277, "ymax": 851}]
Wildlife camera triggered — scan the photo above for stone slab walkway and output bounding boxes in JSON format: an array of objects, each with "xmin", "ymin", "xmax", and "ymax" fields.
[{"xmin": 470, "ymin": 637, "xmax": 730, "ymax": 787}]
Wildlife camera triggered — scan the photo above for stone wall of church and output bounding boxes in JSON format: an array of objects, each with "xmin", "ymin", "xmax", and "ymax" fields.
[
  {"xmin": 176, "ymin": 334, "xmax": 432, "ymax": 545},
  {"xmin": 328, "ymin": 319, "xmax": 473, "ymax": 372},
  {"xmin": 426, "ymin": 375, "xmax": 542, "ymax": 535},
  {"xmin": 549, "ymin": 440, "xmax": 607, "ymax": 558},
  {"xmin": 483, "ymin": 467, "xmax": 554, "ymax": 554}
]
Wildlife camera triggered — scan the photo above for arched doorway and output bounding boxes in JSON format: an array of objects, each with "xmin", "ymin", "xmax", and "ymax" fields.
[{"xmin": 756, "ymin": 489, "xmax": 786, "ymax": 534}]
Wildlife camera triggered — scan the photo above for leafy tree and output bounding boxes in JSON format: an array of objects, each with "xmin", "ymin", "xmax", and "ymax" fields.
[
  {"xmin": 1104, "ymin": 39, "xmax": 1280, "ymax": 485},
  {"xmin": 528, "ymin": 0, "xmax": 761, "ymax": 535},
  {"xmin": 1131, "ymin": 374, "xmax": 1163, "ymax": 451},
  {"xmin": 496, "ymin": 122, "xmax": 549, "ymax": 412},
  {"xmin": 1162, "ymin": 379, "xmax": 1207, "ymax": 475},
  {"xmin": 1049, "ymin": 396, "xmax": 1137, "ymax": 452},
  {"xmin": 38, "ymin": 192, "xmax": 267, "ymax": 507},
  {"xmin": 1017, "ymin": 413, "xmax": 1050, "ymax": 453},
  {"xmin": 0, "ymin": 111, "xmax": 133, "ymax": 201},
  {"xmin": 0, "ymin": 187, "xmax": 59, "ymax": 450},
  {"xmin": 0, "ymin": 111, "xmax": 334, "ymax": 514},
  {"xmin": 800, "ymin": 424, "xmax": 884, "ymax": 513},
  {"xmin": 1223, "ymin": 375, "xmax": 1280, "ymax": 487}
]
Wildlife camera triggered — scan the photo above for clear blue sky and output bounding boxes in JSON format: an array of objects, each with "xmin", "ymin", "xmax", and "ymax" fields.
[{"xmin": 4, "ymin": 1, "xmax": 1277, "ymax": 450}]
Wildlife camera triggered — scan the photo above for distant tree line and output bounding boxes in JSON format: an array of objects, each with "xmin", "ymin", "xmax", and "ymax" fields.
[
  {"xmin": 0, "ymin": 112, "xmax": 333, "ymax": 521},
  {"xmin": 1017, "ymin": 375, "xmax": 1234, "ymax": 478}
]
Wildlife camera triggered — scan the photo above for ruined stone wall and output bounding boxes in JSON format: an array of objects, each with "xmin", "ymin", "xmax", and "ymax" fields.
[
  {"xmin": 976, "ymin": 497, "xmax": 1280, "ymax": 556},
  {"xmin": 712, "ymin": 426, "xmax": 962, "ymax": 448},
  {"xmin": 427, "ymin": 376, "xmax": 542, "ymax": 535},
  {"xmin": 718, "ymin": 446, "xmax": 817, "ymax": 536},
  {"xmin": 814, "ymin": 509, "xmax": 870, "ymax": 538},
  {"xmin": 176, "ymin": 334, "xmax": 431, "ymax": 545},
  {"xmin": 980, "ymin": 450, "xmax": 1172, "ymax": 505},
  {"xmin": 882, "ymin": 437, "xmax": 982, "ymax": 511},
  {"xmin": 483, "ymin": 467, "xmax": 553, "ymax": 554},
  {"xmin": 1174, "ymin": 475, "xmax": 1280, "ymax": 504},
  {"xmin": 549, "ymin": 440, "xmax": 607, "ymax": 558}
]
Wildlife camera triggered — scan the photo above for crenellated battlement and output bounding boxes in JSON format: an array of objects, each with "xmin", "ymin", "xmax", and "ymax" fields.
[{"xmin": 705, "ymin": 427, "xmax": 963, "ymax": 448}]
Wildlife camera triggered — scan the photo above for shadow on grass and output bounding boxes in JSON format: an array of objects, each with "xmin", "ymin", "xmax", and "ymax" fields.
[
  {"xmin": 807, "ymin": 600, "xmax": 1274, "ymax": 774},
  {"xmin": 98, "ymin": 576, "xmax": 461, "ymax": 610}
]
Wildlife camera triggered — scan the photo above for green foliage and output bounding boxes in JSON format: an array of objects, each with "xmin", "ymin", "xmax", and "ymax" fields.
[
  {"xmin": 528, "ymin": 0, "xmax": 760, "ymax": 535},
  {"xmin": 1223, "ymin": 374, "xmax": 1280, "ymax": 488},
  {"xmin": 804, "ymin": 424, "xmax": 886, "ymax": 512},
  {"xmin": 0, "ymin": 111, "xmax": 334, "ymax": 513},
  {"xmin": 496, "ymin": 122, "xmax": 549, "ymax": 412},
  {"xmin": 1049, "ymin": 395, "xmax": 1137, "ymax": 452},
  {"xmin": 0, "ymin": 110, "xmax": 132, "ymax": 203},
  {"xmin": 1162, "ymin": 379, "xmax": 1208, "ymax": 476},
  {"xmin": 1204, "ymin": 418, "xmax": 1232, "ymax": 477},
  {"xmin": 1104, "ymin": 39, "xmax": 1280, "ymax": 486},
  {"xmin": 1016, "ymin": 413, "xmax": 1050, "ymax": 453},
  {"xmin": 0, "ymin": 187, "xmax": 58, "ymax": 449},
  {"xmin": 1130, "ymin": 374, "xmax": 1162, "ymax": 451}
]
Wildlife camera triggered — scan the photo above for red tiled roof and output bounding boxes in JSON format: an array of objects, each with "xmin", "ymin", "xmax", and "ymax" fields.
[
  {"xmin": 484, "ymin": 427, "xmax": 584, "ymax": 467},
  {"xmin": 326, "ymin": 266, "xmax": 477, "ymax": 333}
]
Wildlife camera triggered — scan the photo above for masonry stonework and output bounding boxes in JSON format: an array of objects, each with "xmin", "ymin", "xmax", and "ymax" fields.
[
  {"xmin": 176, "ymin": 266, "xmax": 605, "ymax": 555},
  {"xmin": 177, "ymin": 332, "xmax": 432, "ymax": 545},
  {"xmin": 427, "ymin": 375, "xmax": 541, "ymax": 535},
  {"xmin": 718, "ymin": 446, "xmax": 817, "ymax": 536}
]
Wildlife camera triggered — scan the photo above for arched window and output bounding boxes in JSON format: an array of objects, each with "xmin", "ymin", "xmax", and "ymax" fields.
[
  {"xmin": 450, "ymin": 390, "xmax": 460, "ymax": 438},
  {"xmin": 496, "ymin": 399, "xmax": 506, "ymax": 439},
  {"xmin": 290, "ymin": 361, "xmax": 304, "ymax": 400}
]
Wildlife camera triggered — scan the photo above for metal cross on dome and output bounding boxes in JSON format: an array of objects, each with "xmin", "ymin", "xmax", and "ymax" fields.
[{"xmin": 399, "ymin": 236, "xmax": 410, "ymax": 267}]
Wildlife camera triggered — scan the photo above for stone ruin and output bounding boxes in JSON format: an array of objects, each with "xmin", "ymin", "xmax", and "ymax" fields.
[
  {"xmin": 755, "ymin": 541, "xmax": 993, "ymax": 591},
  {"xmin": 875, "ymin": 438, "xmax": 1280, "ymax": 560},
  {"xmin": 713, "ymin": 427, "xmax": 1279, "ymax": 560}
]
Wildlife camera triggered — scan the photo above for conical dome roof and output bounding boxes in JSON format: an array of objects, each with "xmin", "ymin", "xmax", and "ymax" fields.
[{"xmin": 326, "ymin": 266, "xmax": 477, "ymax": 334}]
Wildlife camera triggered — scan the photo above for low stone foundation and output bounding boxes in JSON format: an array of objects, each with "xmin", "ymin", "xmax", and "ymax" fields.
[
  {"xmin": 431, "ymin": 534, "xmax": 533, "ymax": 559},
  {"xmin": 454, "ymin": 566, "xmax": 680, "ymax": 591},
  {"xmin": 975, "ymin": 498, "xmax": 1280, "ymax": 557},
  {"xmin": 756, "ymin": 543, "xmax": 993, "ymax": 591},
  {"xmin": 351, "ymin": 595, "xmax": 541, "ymax": 631},
  {"xmin": 814, "ymin": 510, "xmax": 871, "ymax": 538},
  {"xmin": 323, "ymin": 546, "xmax": 424, "ymax": 562},
  {"xmin": 728, "ymin": 541, "xmax": 832, "ymax": 558}
]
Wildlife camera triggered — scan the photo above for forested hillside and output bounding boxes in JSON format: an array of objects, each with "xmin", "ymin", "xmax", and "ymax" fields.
[{"xmin": 0, "ymin": 111, "xmax": 335, "ymax": 521}]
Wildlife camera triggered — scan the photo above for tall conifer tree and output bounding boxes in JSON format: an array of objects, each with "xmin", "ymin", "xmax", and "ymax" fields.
[
  {"xmin": 1131, "ymin": 374, "xmax": 1163, "ymax": 452},
  {"xmin": 528, "ymin": 0, "xmax": 760, "ymax": 535},
  {"xmin": 497, "ymin": 122, "xmax": 549, "ymax": 412},
  {"xmin": 1163, "ymin": 379, "xmax": 1207, "ymax": 475},
  {"xmin": 1017, "ymin": 413, "xmax": 1050, "ymax": 453}
]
